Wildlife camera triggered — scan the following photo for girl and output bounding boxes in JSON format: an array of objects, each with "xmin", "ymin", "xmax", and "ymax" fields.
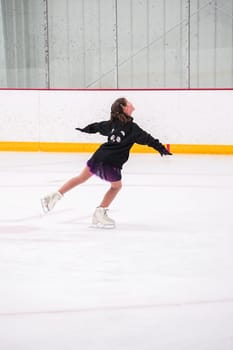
[{"xmin": 41, "ymin": 97, "xmax": 172, "ymax": 227}]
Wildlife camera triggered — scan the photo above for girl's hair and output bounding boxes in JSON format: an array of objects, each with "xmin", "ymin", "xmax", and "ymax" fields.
[{"xmin": 110, "ymin": 97, "xmax": 131, "ymax": 123}]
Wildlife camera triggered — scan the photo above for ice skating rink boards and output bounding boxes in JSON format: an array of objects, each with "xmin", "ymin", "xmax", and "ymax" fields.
[{"xmin": 0, "ymin": 152, "xmax": 233, "ymax": 350}]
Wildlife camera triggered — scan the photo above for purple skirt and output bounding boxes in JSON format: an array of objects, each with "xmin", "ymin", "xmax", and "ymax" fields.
[{"xmin": 87, "ymin": 158, "xmax": 121, "ymax": 182}]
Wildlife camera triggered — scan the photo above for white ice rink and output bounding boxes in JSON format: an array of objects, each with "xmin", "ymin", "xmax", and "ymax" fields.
[{"xmin": 0, "ymin": 151, "xmax": 233, "ymax": 350}]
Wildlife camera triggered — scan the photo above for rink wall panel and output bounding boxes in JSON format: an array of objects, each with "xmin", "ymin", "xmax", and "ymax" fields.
[{"xmin": 0, "ymin": 89, "xmax": 233, "ymax": 154}]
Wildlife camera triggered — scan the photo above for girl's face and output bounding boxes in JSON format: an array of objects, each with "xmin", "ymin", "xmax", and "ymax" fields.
[{"xmin": 123, "ymin": 100, "xmax": 135, "ymax": 116}]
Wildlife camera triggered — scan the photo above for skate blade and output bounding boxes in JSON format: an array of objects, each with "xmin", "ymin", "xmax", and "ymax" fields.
[
  {"xmin": 89, "ymin": 222, "xmax": 115, "ymax": 229},
  {"xmin": 40, "ymin": 198, "xmax": 49, "ymax": 214}
]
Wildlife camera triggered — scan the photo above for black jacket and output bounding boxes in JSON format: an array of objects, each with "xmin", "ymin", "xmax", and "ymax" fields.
[{"xmin": 76, "ymin": 118, "xmax": 169, "ymax": 169}]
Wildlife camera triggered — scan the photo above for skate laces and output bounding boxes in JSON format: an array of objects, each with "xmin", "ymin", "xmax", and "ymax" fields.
[{"xmin": 103, "ymin": 208, "xmax": 109, "ymax": 217}]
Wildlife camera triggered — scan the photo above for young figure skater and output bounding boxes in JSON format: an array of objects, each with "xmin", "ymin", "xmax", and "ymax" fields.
[{"xmin": 41, "ymin": 97, "xmax": 172, "ymax": 227}]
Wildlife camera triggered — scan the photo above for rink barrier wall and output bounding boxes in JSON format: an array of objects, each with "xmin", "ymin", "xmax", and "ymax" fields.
[
  {"xmin": 1, "ymin": 141, "xmax": 233, "ymax": 154},
  {"xmin": 1, "ymin": 88, "xmax": 233, "ymax": 154}
]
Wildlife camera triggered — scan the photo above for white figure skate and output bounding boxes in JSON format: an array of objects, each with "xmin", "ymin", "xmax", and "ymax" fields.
[
  {"xmin": 41, "ymin": 191, "xmax": 63, "ymax": 213},
  {"xmin": 92, "ymin": 207, "xmax": 115, "ymax": 228}
]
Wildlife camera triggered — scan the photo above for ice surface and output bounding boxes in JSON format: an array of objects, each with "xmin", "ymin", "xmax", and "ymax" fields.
[{"xmin": 0, "ymin": 152, "xmax": 233, "ymax": 350}]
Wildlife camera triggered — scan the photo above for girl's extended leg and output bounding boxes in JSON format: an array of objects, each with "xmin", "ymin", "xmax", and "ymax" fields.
[
  {"xmin": 58, "ymin": 166, "xmax": 93, "ymax": 195},
  {"xmin": 41, "ymin": 166, "xmax": 93, "ymax": 213}
]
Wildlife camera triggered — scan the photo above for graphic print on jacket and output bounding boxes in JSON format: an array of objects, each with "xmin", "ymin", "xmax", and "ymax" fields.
[{"xmin": 109, "ymin": 128, "xmax": 126, "ymax": 144}]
